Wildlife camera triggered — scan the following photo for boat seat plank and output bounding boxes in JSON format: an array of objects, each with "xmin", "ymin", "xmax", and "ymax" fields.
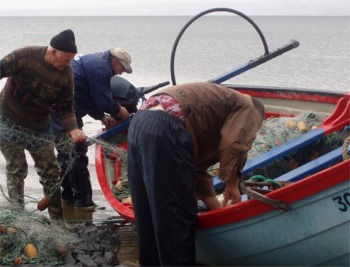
[
  {"xmin": 242, "ymin": 93, "xmax": 349, "ymax": 175},
  {"xmin": 213, "ymin": 145, "xmax": 349, "ymax": 190},
  {"xmin": 242, "ymin": 128, "xmax": 324, "ymax": 175},
  {"xmin": 212, "ymin": 128, "xmax": 325, "ymax": 190},
  {"xmin": 213, "ymin": 147, "xmax": 350, "ymax": 190},
  {"xmin": 276, "ymin": 146, "xmax": 350, "ymax": 182}
]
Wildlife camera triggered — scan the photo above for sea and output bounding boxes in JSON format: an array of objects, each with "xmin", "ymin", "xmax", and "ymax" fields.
[
  {"xmin": 0, "ymin": 15, "xmax": 349, "ymax": 221},
  {"xmin": 0, "ymin": 16, "xmax": 349, "ymax": 91}
]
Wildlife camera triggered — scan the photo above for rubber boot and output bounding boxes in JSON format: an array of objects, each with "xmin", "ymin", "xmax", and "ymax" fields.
[
  {"xmin": 47, "ymin": 189, "xmax": 64, "ymax": 220},
  {"xmin": 7, "ymin": 180, "xmax": 25, "ymax": 209}
]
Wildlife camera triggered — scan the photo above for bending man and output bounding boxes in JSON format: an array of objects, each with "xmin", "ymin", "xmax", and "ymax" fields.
[{"xmin": 127, "ymin": 82, "xmax": 265, "ymax": 266}]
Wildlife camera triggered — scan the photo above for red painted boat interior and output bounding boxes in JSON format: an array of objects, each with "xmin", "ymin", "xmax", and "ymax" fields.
[{"xmin": 95, "ymin": 89, "xmax": 349, "ymax": 228}]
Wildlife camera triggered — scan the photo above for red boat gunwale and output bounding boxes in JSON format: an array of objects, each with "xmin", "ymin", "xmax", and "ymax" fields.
[
  {"xmin": 95, "ymin": 88, "xmax": 348, "ymax": 229},
  {"xmin": 237, "ymin": 89, "xmax": 341, "ymax": 104},
  {"xmin": 197, "ymin": 159, "xmax": 349, "ymax": 228},
  {"xmin": 96, "ymin": 142, "xmax": 350, "ymax": 228},
  {"xmin": 95, "ymin": 143, "xmax": 135, "ymax": 223},
  {"xmin": 233, "ymin": 85, "xmax": 344, "ymax": 104}
]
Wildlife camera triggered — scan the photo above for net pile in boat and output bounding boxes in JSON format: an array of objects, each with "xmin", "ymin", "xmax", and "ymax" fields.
[
  {"xmin": 245, "ymin": 112, "xmax": 342, "ymax": 179},
  {"xmin": 113, "ymin": 112, "xmax": 345, "ymax": 202}
]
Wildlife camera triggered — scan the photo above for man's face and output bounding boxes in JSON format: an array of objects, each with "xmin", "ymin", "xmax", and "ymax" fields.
[
  {"xmin": 51, "ymin": 49, "xmax": 75, "ymax": 70},
  {"xmin": 111, "ymin": 57, "xmax": 125, "ymax": 75}
]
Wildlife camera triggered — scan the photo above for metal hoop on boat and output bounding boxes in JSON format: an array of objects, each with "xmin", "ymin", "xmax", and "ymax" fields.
[{"xmin": 170, "ymin": 7, "xmax": 269, "ymax": 85}]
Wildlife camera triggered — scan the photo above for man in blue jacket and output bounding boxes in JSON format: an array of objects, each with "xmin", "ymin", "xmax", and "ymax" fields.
[{"xmin": 51, "ymin": 47, "xmax": 132, "ymax": 210}]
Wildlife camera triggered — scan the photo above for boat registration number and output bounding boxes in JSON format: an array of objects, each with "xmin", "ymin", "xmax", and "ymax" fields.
[{"xmin": 333, "ymin": 192, "xmax": 350, "ymax": 212}]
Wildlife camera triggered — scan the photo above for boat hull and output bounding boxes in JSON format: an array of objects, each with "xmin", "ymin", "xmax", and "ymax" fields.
[
  {"xmin": 196, "ymin": 173, "xmax": 350, "ymax": 266},
  {"xmin": 95, "ymin": 85, "xmax": 350, "ymax": 266}
]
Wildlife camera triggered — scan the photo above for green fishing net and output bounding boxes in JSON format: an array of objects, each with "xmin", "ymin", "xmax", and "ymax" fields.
[
  {"xmin": 112, "ymin": 112, "xmax": 346, "ymax": 202},
  {"xmin": 0, "ymin": 203, "xmax": 78, "ymax": 266},
  {"xmin": 0, "ymin": 202, "xmax": 125, "ymax": 266},
  {"xmin": 0, "ymin": 119, "xmax": 128, "ymax": 266},
  {"xmin": 245, "ymin": 112, "xmax": 342, "ymax": 179}
]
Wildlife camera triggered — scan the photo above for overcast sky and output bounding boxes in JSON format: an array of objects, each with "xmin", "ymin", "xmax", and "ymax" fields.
[{"xmin": 0, "ymin": 0, "xmax": 349, "ymax": 16}]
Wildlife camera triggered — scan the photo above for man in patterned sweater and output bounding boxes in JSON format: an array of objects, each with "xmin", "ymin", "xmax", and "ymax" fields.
[{"xmin": 0, "ymin": 29, "xmax": 87, "ymax": 221}]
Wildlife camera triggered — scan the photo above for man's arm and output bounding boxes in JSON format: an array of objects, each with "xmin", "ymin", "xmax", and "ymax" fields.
[{"xmin": 219, "ymin": 102, "xmax": 260, "ymax": 206}]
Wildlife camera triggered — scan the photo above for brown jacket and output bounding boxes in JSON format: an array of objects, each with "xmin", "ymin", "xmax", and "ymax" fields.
[{"xmin": 157, "ymin": 82, "xmax": 261, "ymax": 197}]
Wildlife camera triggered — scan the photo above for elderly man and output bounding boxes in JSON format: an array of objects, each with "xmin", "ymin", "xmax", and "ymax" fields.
[
  {"xmin": 0, "ymin": 29, "xmax": 87, "ymax": 221},
  {"xmin": 127, "ymin": 82, "xmax": 265, "ymax": 266},
  {"xmin": 51, "ymin": 47, "xmax": 133, "ymax": 210}
]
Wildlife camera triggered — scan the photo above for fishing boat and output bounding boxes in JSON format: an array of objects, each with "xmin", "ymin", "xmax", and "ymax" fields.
[
  {"xmin": 92, "ymin": 8, "xmax": 350, "ymax": 266},
  {"xmin": 94, "ymin": 85, "xmax": 349, "ymax": 266}
]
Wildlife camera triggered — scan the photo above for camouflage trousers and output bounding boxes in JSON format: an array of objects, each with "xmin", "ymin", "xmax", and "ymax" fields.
[{"xmin": 0, "ymin": 142, "xmax": 64, "ymax": 220}]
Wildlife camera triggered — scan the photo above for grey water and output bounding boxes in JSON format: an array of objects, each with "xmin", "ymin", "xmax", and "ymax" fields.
[{"xmin": 0, "ymin": 16, "xmax": 349, "ymax": 91}]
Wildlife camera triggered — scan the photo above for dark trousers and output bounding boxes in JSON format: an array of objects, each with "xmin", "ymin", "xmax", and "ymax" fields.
[
  {"xmin": 128, "ymin": 110, "xmax": 197, "ymax": 266},
  {"xmin": 51, "ymin": 110, "xmax": 93, "ymax": 206}
]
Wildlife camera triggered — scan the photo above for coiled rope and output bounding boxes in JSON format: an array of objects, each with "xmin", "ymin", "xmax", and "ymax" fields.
[{"xmin": 342, "ymin": 136, "xmax": 350, "ymax": 160}]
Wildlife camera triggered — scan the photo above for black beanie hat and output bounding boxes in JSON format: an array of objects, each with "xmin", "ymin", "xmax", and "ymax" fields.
[{"xmin": 50, "ymin": 29, "xmax": 77, "ymax": 53}]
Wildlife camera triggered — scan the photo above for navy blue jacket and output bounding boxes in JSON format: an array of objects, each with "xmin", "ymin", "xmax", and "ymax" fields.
[{"xmin": 72, "ymin": 51, "xmax": 121, "ymax": 120}]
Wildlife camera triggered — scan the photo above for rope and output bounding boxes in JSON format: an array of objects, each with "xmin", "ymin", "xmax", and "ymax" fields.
[
  {"xmin": 342, "ymin": 136, "xmax": 350, "ymax": 160},
  {"xmin": 249, "ymin": 175, "xmax": 283, "ymax": 188},
  {"xmin": 0, "ymin": 184, "xmax": 11, "ymax": 203},
  {"xmin": 238, "ymin": 175, "xmax": 290, "ymax": 212},
  {"xmin": 239, "ymin": 182, "xmax": 290, "ymax": 212}
]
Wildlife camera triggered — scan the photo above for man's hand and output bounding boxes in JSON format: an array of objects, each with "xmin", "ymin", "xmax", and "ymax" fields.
[
  {"xmin": 114, "ymin": 107, "xmax": 130, "ymax": 122},
  {"xmin": 222, "ymin": 166, "xmax": 241, "ymax": 207},
  {"xmin": 69, "ymin": 129, "xmax": 87, "ymax": 143},
  {"xmin": 101, "ymin": 114, "xmax": 117, "ymax": 129},
  {"xmin": 202, "ymin": 196, "xmax": 222, "ymax": 210}
]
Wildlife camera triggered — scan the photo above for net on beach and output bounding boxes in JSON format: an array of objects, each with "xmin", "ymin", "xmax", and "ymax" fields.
[
  {"xmin": 0, "ymin": 120, "xmax": 128, "ymax": 266},
  {"xmin": 0, "ymin": 202, "xmax": 79, "ymax": 266},
  {"xmin": 0, "ymin": 201, "xmax": 124, "ymax": 266}
]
